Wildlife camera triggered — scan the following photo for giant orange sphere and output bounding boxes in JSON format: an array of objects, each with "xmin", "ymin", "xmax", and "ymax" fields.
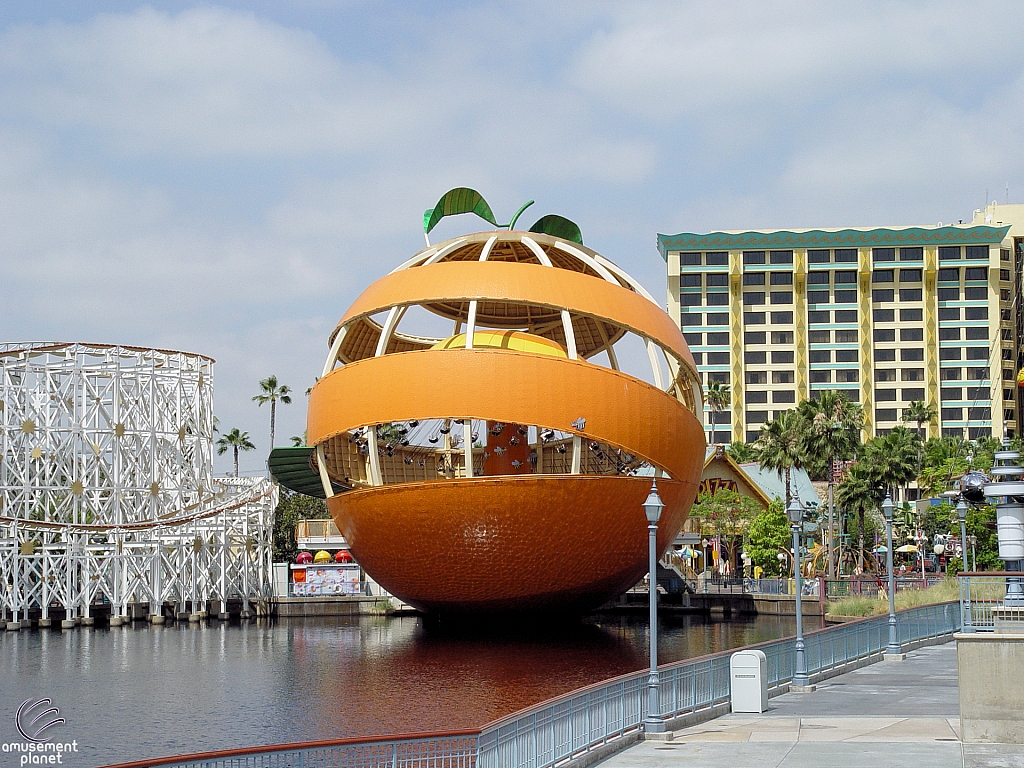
[{"xmin": 306, "ymin": 204, "xmax": 705, "ymax": 614}]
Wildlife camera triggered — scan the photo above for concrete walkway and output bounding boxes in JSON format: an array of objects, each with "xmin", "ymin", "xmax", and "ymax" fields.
[{"xmin": 598, "ymin": 642, "xmax": 1024, "ymax": 768}]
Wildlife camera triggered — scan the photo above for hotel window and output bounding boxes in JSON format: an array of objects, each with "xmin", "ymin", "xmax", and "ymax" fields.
[
  {"xmin": 938, "ymin": 268, "xmax": 960, "ymax": 281},
  {"xmin": 808, "ymin": 290, "xmax": 830, "ymax": 304},
  {"xmin": 876, "ymin": 408, "xmax": 898, "ymax": 421},
  {"xmin": 706, "ymin": 273, "xmax": 728, "ymax": 286},
  {"xmin": 1006, "ymin": 389, "xmax": 1015, "ymax": 401},
  {"xmin": 900, "ymin": 269, "xmax": 922, "ymax": 282},
  {"xmin": 681, "ymin": 293, "xmax": 702, "ymax": 306},
  {"xmin": 1002, "ymin": 328, "xmax": 1013, "ymax": 340},
  {"xmin": 836, "ymin": 350, "xmax": 858, "ymax": 362},
  {"xmin": 902, "ymin": 348, "xmax": 924, "ymax": 361},
  {"xmin": 808, "ymin": 249, "xmax": 830, "ymax": 263},
  {"xmin": 941, "ymin": 387, "xmax": 963, "ymax": 400},
  {"xmin": 770, "ymin": 251, "xmax": 794, "ymax": 264},
  {"xmin": 707, "ymin": 332, "xmax": 730, "ymax": 344},
  {"xmin": 772, "ymin": 350, "xmax": 794, "ymax": 363},
  {"xmin": 1002, "ymin": 308, "xmax": 1012, "ymax": 320},
  {"xmin": 809, "ymin": 311, "xmax": 830, "ymax": 323},
  {"xmin": 681, "ymin": 274, "xmax": 702, "ymax": 287},
  {"xmin": 903, "ymin": 388, "xmax": 925, "ymax": 401},
  {"xmin": 967, "ymin": 387, "xmax": 991, "ymax": 399},
  {"xmin": 876, "ymin": 389, "xmax": 897, "ymax": 402},
  {"xmin": 680, "ymin": 253, "xmax": 702, "ymax": 265},
  {"xmin": 939, "ymin": 307, "xmax": 961, "ymax": 320},
  {"xmin": 691, "ymin": 352, "xmax": 703, "ymax": 364},
  {"xmin": 966, "ymin": 348, "xmax": 988, "ymax": 361},
  {"xmin": 810, "ymin": 370, "xmax": 832, "ymax": 382},
  {"xmin": 942, "ymin": 408, "xmax": 963, "ymax": 420},
  {"xmin": 773, "ymin": 370, "xmax": 795, "ymax": 383},
  {"xmin": 771, "ymin": 331, "xmax": 794, "ymax": 344},
  {"xmin": 770, "ymin": 272, "xmax": 793, "ymax": 285},
  {"xmin": 938, "ymin": 288, "xmax": 959, "ymax": 301},
  {"xmin": 1004, "ymin": 348, "xmax": 1014, "ymax": 360},
  {"xmin": 746, "ymin": 391, "xmax": 768, "ymax": 404},
  {"xmin": 747, "ymin": 411, "xmax": 769, "ymax": 423},
  {"xmin": 900, "ymin": 247, "xmax": 923, "ymax": 261},
  {"xmin": 743, "ymin": 251, "xmax": 766, "ymax": 265},
  {"xmin": 940, "ymin": 349, "xmax": 962, "ymax": 360},
  {"xmin": 899, "ymin": 288, "xmax": 923, "ymax": 301},
  {"xmin": 773, "ymin": 390, "xmax": 796, "ymax": 403},
  {"xmin": 965, "ymin": 327, "xmax": 988, "ymax": 340},
  {"xmin": 684, "ymin": 333, "xmax": 702, "ymax": 345},
  {"xmin": 743, "ymin": 273, "xmax": 766, "ymax": 285},
  {"xmin": 968, "ymin": 407, "xmax": 992, "ymax": 420},
  {"xmin": 873, "ymin": 270, "xmax": 895, "ymax": 282},
  {"xmin": 902, "ymin": 369, "xmax": 924, "ymax": 381},
  {"xmin": 835, "ymin": 248, "xmax": 857, "ymax": 262},
  {"xmin": 964, "ymin": 287, "xmax": 987, "ymax": 300},
  {"xmin": 707, "ymin": 352, "xmax": 730, "ymax": 365},
  {"xmin": 940, "ymin": 328, "xmax": 961, "ymax": 340},
  {"xmin": 873, "ymin": 248, "xmax": 895, "ymax": 262},
  {"xmin": 745, "ymin": 351, "xmax": 766, "ymax": 364},
  {"xmin": 941, "ymin": 368, "xmax": 961, "ymax": 381},
  {"xmin": 874, "ymin": 309, "xmax": 895, "ymax": 322},
  {"xmin": 872, "ymin": 289, "xmax": 894, "ymax": 302},
  {"xmin": 834, "ymin": 289, "xmax": 857, "ymax": 303},
  {"xmin": 836, "ymin": 330, "xmax": 858, "ymax": 343},
  {"xmin": 708, "ymin": 372, "xmax": 730, "ymax": 383},
  {"xmin": 876, "ymin": 369, "xmax": 897, "ymax": 382},
  {"xmin": 743, "ymin": 291, "xmax": 766, "ymax": 305},
  {"xmin": 771, "ymin": 311, "xmax": 793, "ymax": 323},
  {"xmin": 706, "ymin": 252, "xmax": 728, "ymax": 265},
  {"xmin": 707, "ymin": 292, "xmax": 729, "ymax": 305},
  {"xmin": 744, "ymin": 312, "xmax": 766, "ymax": 324},
  {"xmin": 900, "ymin": 308, "xmax": 923, "ymax": 321},
  {"xmin": 680, "ymin": 313, "xmax": 702, "ymax": 326},
  {"xmin": 835, "ymin": 310, "xmax": 857, "ymax": 322},
  {"xmin": 706, "ymin": 312, "xmax": 728, "ymax": 325},
  {"xmin": 875, "ymin": 349, "xmax": 896, "ymax": 362},
  {"xmin": 837, "ymin": 370, "xmax": 859, "ymax": 382},
  {"xmin": 966, "ymin": 267, "xmax": 988, "ymax": 281},
  {"xmin": 938, "ymin": 246, "xmax": 960, "ymax": 260},
  {"xmin": 967, "ymin": 367, "xmax": 989, "ymax": 380},
  {"xmin": 809, "ymin": 330, "xmax": 830, "ymax": 343},
  {"xmin": 745, "ymin": 331, "xmax": 767, "ymax": 344},
  {"xmin": 966, "ymin": 246, "xmax": 988, "ymax": 260},
  {"xmin": 746, "ymin": 371, "xmax": 767, "ymax": 384},
  {"xmin": 770, "ymin": 291, "xmax": 793, "ymax": 304},
  {"xmin": 835, "ymin": 271, "xmax": 857, "ymax": 284},
  {"xmin": 1003, "ymin": 249, "xmax": 1012, "ymax": 262},
  {"xmin": 808, "ymin": 271, "xmax": 829, "ymax": 284},
  {"xmin": 874, "ymin": 329, "xmax": 896, "ymax": 342},
  {"xmin": 810, "ymin": 350, "xmax": 832, "ymax": 363},
  {"xmin": 1001, "ymin": 269, "xmax": 1011, "ymax": 281},
  {"xmin": 900, "ymin": 328, "xmax": 923, "ymax": 342},
  {"xmin": 1002, "ymin": 289, "xmax": 1011, "ymax": 301}
]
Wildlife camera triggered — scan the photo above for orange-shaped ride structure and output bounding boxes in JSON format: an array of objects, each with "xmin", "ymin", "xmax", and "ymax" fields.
[{"xmin": 304, "ymin": 191, "xmax": 706, "ymax": 613}]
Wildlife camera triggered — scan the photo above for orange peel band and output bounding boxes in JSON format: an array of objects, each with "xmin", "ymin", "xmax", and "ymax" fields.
[
  {"xmin": 307, "ymin": 348, "xmax": 705, "ymax": 482},
  {"xmin": 333, "ymin": 261, "xmax": 696, "ymax": 370}
]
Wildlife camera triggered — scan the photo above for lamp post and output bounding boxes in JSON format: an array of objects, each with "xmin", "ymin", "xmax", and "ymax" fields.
[
  {"xmin": 643, "ymin": 480, "xmax": 665, "ymax": 733},
  {"xmin": 882, "ymin": 495, "xmax": 903, "ymax": 659},
  {"xmin": 787, "ymin": 497, "xmax": 812, "ymax": 690},
  {"xmin": 957, "ymin": 500, "xmax": 973, "ymax": 632}
]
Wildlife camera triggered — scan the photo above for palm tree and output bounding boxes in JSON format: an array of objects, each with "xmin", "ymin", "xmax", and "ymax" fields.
[
  {"xmin": 756, "ymin": 410, "xmax": 804, "ymax": 506},
  {"xmin": 864, "ymin": 427, "xmax": 920, "ymax": 500},
  {"xmin": 902, "ymin": 400, "xmax": 936, "ymax": 440},
  {"xmin": 253, "ymin": 375, "xmax": 292, "ymax": 449},
  {"xmin": 835, "ymin": 462, "xmax": 883, "ymax": 573},
  {"xmin": 798, "ymin": 390, "xmax": 863, "ymax": 578},
  {"xmin": 290, "ymin": 436, "xmax": 304, "ymax": 447},
  {"xmin": 216, "ymin": 428, "xmax": 255, "ymax": 477},
  {"xmin": 706, "ymin": 381, "xmax": 731, "ymax": 445},
  {"xmin": 726, "ymin": 440, "xmax": 757, "ymax": 463}
]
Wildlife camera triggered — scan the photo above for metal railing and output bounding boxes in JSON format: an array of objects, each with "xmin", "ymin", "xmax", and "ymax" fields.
[
  {"xmin": 958, "ymin": 572, "xmax": 1024, "ymax": 632},
  {"xmin": 105, "ymin": 602, "xmax": 960, "ymax": 768}
]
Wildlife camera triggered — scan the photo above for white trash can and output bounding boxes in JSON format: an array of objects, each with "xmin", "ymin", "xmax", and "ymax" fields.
[{"xmin": 730, "ymin": 649, "xmax": 768, "ymax": 713}]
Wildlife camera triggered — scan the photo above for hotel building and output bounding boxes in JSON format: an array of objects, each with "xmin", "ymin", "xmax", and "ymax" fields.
[{"xmin": 659, "ymin": 204, "xmax": 1024, "ymax": 444}]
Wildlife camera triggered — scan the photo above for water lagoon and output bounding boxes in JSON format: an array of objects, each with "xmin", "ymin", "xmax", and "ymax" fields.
[{"xmin": 0, "ymin": 613, "xmax": 797, "ymax": 766}]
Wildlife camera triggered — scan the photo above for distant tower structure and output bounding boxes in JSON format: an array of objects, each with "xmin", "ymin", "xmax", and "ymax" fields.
[
  {"xmin": 984, "ymin": 440, "xmax": 1024, "ymax": 607},
  {"xmin": 0, "ymin": 342, "xmax": 276, "ymax": 627}
]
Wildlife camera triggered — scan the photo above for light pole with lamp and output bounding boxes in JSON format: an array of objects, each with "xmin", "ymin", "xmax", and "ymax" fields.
[
  {"xmin": 643, "ymin": 481, "xmax": 665, "ymax": 733},
  {"xmin": 787, "ymin": 497, "xmax": 813, "ymax": 691},
  {"xmin": 882, "ymin": 495, "xmax": 904, "ymax": 660},
  {"xmin": 957, "ymin": 499, "xmax": 974, "ymax": 632}
]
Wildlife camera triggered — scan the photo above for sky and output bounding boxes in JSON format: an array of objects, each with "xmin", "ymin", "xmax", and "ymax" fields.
[{"xmin": 3, "ymin": 1, "xmax": 1024, "ymax": 475}]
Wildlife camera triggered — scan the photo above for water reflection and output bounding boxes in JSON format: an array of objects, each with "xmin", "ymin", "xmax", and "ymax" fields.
[{"xmin": 0, "ymin": 613, "xmax": 795, "ymax": 767}]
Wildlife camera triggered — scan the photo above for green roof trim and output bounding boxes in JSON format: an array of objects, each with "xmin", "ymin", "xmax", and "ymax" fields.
[
  {"xmin": 529, "ymin": 214, "xmax": 584, "ymax": 244},
  {"xmin": 267, "ymin": 446, "xmax": 347, "ymax": 499},
  {"xmin": 657, "ymin": 225, "xmax": 1011, "ymax": 260}
]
